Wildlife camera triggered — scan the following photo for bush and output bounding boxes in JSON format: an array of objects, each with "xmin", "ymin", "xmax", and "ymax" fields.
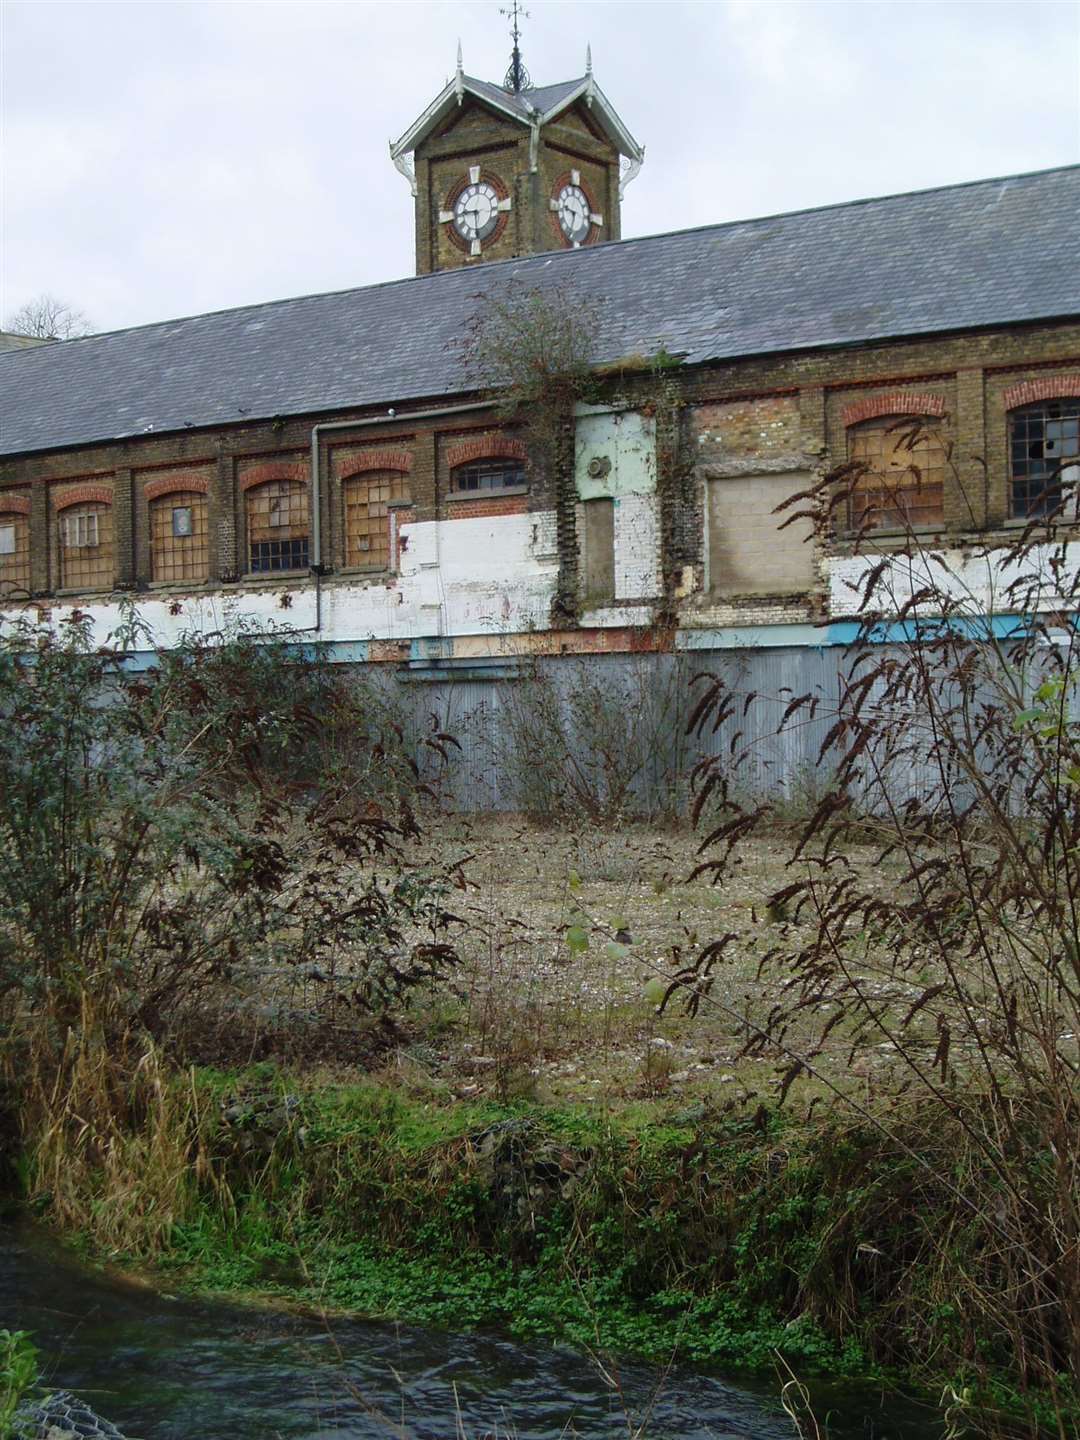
[
  {"xmin": 670, "ymin": 435, "xmax": 1080, "ymax": 1433},
  {"xmin": 499, "ymin": 653, "xmax": 690, "ymax": 822},
  {"xmin": 0, "ymin": 608, "xmax": 463, "ymax": 1038}
]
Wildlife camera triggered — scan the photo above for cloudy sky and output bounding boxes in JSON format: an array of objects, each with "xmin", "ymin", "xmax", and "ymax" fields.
[{"xmin": 2, "ymin": 0, "xmax": 1078, "ymax": 334}]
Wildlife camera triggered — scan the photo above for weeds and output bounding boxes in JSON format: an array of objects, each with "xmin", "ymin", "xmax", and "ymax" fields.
[
  {"xmin": 0, "ymin": 1330, "xmax": 37, "ymax": 1439},
  {"xmin": 668, "ymin": 434, "xmax": 1080, "ymax": 1435}
]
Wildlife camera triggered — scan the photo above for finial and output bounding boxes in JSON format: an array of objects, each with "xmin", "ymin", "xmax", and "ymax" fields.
[
  {"xmin": 455, "ymin": 39, "xmax": 465, "ymax": 103},
  {"xmin": 586, "ymin": 43, "xmax": 592, "ymax": 76},
  {"xmin": 500, "ymin": 1, "xmax": 531, "ymax": 93},
  {"xmin": 456, "ymin": 39, "xmax": 463, "ymax": 76}
]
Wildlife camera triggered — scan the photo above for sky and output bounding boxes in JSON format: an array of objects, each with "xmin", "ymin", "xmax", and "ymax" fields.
[{"xmin": 2, "ymin": 0, "xmax": 1078, "ymax": 334}]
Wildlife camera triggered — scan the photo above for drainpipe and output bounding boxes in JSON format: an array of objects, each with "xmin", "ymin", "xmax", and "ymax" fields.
[{"xmin": 301, "ymin": 400, "xmax": 495, "ymax": 636}]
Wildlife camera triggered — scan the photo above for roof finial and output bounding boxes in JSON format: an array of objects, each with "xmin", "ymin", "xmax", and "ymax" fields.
[
  {"xmin": 454, "ymin": 39, "xmax": 465, "ymax": 103},
  {"xmin": 586, "ymin": 43, "xmax": 592, "ymax": 76},
  {"xmin": 456, "ymin": 39, "xmax": 463, "ymax": 75},
  {"xmin": 500, "ymin": 1, "xmax": 531, "ymax": 93}
]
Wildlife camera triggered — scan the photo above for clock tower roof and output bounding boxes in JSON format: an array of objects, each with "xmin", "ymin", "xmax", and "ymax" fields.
[{"xmin": 389, "ymin": 55, "xmax": 644, "ymax": 191}]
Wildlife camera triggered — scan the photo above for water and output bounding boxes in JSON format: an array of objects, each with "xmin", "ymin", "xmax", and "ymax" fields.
[{"xmin": 3, "ymin": 1225, "xmax": 942, "ymax": 1439}]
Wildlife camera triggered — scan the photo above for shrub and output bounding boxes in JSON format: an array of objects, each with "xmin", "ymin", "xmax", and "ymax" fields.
[
  {"xmin": 669, "ymin": 436, "xmax": 1080, "ymax": 1432},
  {"xmin": 0, "ymin": 609, "xmax": 463, "ymax": 1039}
]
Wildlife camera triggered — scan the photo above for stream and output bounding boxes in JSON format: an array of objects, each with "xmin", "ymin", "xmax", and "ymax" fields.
[{"xmin": 4, "ymin": 1224, "xmax": 943, "ymax": 1439}]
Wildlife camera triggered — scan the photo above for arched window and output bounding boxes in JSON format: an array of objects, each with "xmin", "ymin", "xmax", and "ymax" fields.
[
  {"xmin": 246, "ymin": 479, "xmax": 309, "ymax": 573},
  {"xmin": 847, "ymin": 418, "xmax": 945, "ymax": 530},
  {"xmin": 343, "ymin": 470, "xmax": 411, "ymax": 570},
  {"xmin": 1009, "ymin": 399, "xmax": 1080, "ymax": 518},
  {"xmin": 150, "ymin": 490, "xmax": 209, "ymax": 583},
  {"xmin": 451, "ymin": 457, "xmax": 526, "ymax": 493},
  {"xmin": 59, "ymin": 501, "xmax": 114, "ymax": 589},
  {"xmin": 0, "ymin": 508, "xmax": 30, "ymax": 595}
]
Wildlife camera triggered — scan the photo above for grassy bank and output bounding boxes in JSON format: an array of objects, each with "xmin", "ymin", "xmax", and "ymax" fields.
[{"xmin": 5, "ymin": 1050, "xmax": 1073, "ymax": 1436}]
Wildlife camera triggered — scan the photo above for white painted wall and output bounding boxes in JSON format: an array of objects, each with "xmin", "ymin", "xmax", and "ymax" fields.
[
  {"xmin": 829, "ymin": 540, "xmax": 1080, "ymax": 618},
  {"xmin": 0, "ymin": 511, "xmax": 561, "ymax": 652}
]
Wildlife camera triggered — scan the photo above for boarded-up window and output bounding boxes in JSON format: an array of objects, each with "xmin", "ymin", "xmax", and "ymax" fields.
[
  {"xmin": 247, "ymin": 479, "xmax": 309, "ymax": 573},
  {"xmin": 343, "ymin": 471, "xmax": 410, "ymax": 570},
  {"xmin": 59, "ymin": 502, "xmax": 114, "ymax": 590},
  {"xmin": 583, "ymin": 497, "xmax": 615, "ymax": 603},
  {"xmin": 150, "ymin": 490, "xmax": 209, "ymax": 583},
  {"xmin": 708, "ymin": 472, "xmax": 815, "ymax": 596},
  {"xmin": 848, "ymin": 419, "xmax": 945, "ymax": 530},
  {"xmin": 0, "ymin": 512, "xmax": 30, "ymax": 594}
]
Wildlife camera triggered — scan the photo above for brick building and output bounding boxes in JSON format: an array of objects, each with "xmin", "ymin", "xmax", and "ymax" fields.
[{"xmin": 1, "ymin": 59, "xmax": 1078, "ymax": 802}]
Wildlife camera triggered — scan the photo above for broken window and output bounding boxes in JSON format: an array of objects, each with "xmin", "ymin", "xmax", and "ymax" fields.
[
  {"xmin": 1010, "ymin": 400, "xmax": 1080, "ymax": 519},
  {"xmin": 150, "ymin": 490, "xmax": 209, "ymax": 583},
  {"xmin": 58, "ymin": 502, "xmax": 113, "ymax": 590},
  {"xmin": 247, "ymin": 479, "xmax": 309, "ymax": 573},
  {"xmin": 848, "ymin": 418, "xmax": 946, "ymax": 531},
  {"xmin": 343, "ymin": 470, "xmax": 411, "ymax": 570}
]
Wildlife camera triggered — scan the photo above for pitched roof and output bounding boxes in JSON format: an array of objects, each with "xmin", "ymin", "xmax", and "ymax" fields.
[
  {"xmin": 2, "ymin": 165, "xmax": 1078, "ymax": 459},
  {"xmin": 389, "ymin": 71, "xmax": 643, "ymax": 167}
]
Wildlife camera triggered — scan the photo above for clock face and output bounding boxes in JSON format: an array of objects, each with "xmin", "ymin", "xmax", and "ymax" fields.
[
  {"xmin": 454, "ymin": 182, "xmax": 500, "ymax": 244},
  {"xmin": 556, "ymin": 183, "xmax": 592, "ymax": 246}
]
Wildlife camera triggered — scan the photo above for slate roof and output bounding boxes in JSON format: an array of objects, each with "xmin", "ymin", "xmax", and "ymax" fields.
[
  {"xmin": 465, "ymin": 75, "xmax": 584, "ymax": 119},
  {"xmin": 2, "ymin": 165, "xmax": 1078, "ymax": 459}
]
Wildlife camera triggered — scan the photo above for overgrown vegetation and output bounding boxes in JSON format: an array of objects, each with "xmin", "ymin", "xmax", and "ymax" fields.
[
  {"xmin": 665, "ymin": 428, "xmax": 1080, "ymax": 1436},
  {"xmin": 0, "ymin": 1330, "xmax": 38, "ymax": 1439},
  {"xmin": 0, "ymin": 608, "xmax": 463, "ymax": 1043},
  {"xmin": 497, "ymin": 653, "xmax": 691, "ymax": 821},
  {"xmin": 5, "ymin": 424, "xmax": 1080, "ymax": 1436}
]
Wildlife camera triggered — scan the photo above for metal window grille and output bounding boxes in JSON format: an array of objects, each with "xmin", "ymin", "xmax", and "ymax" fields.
[
  {"xmin": 150, "ymin": 491, "xmax": 209, "ymax": 583},
  {"xmin": 1010, "ymin": 400, "xmax": 1080, "ymax": 518},
  {"xmin": 344, "ymin": 471, "xmax": 411, "ymax": 569},
  {"xmin": 451, "ymin": 458, "xmax": 526, "ymax": 493},
  {"xmin": 848, "ymin": 420, "xmax": 945, "ymax": 531},
  {"xmin": 247, "ymin": 479, "xmax": 310, "ymax": 573},
  {"xmin": 0, "ymin": 513, "xmax": 29, "ymax": 594},
  {"xmin": 58, "ymin": 503, "xmax": 113, "ymax": 589}
]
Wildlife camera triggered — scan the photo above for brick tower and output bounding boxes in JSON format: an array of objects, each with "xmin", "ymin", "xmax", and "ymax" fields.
[{"xmin": 390, "ymin": 42, "xmax": 644, "ymax": 275}]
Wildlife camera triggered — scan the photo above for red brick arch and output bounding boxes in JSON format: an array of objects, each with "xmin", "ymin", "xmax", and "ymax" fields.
[
  {"xmin": 841, "ymin": 392, "xmax": 947, "ymax": 428},
  {"xmin": 446, "ymin": 437, "xmax": 527, "ymax": 470},
  {"xmin": 143, "ymin": 473, "xmax": 210, "ymax": 501},
  {"xmin": 0, "ymin": 493, "xmax": 31, "ymax": 516},
  {"xmin": 1003, "ymin": 376, "xmax": 1080, "ymax": 411},
  {"xmin": 339, "ymin": 449, "xmax": 413, "ymax": 479},
  {"xmin": 238, "ymin": 462, "xmax": 307, "ymax": 493},
  {"xmin": 55, "ymin": 485, "xmax": 113, "ymax": 510}
]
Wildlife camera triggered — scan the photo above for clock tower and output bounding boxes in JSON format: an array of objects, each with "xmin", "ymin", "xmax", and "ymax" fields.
[{"xmin": 390, "ymin": 43, "xmax": 644, "ymax": 276}]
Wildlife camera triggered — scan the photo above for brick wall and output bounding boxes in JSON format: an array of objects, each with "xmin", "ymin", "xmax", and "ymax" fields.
[
  {"xmin": 2, "ymin": 318, "xmax": 1078, "ymax": 613},
  {"xmin": 414, "ymin": 98, "xmax": 620, "ymax": 274}
]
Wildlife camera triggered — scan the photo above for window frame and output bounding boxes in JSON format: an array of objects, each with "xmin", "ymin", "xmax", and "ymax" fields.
[
  {"xmin": 1008, "ymin": 398, "xmax": 1080, "ymax": 522},
  {"xmin": 0, "ymin": 510, "xmax": 30, "ymax": 595},
  {"xmin": 56, "ymin": 500, "xmax": 115, "ymax": 592},
  {"xmin": 148, "ymin": 488, "xmax": 210, "ymax": 585},
  {"xmin": 341, "ymin": 469, "xmax": 412, "ymax": 573},
  {"xmin": 845, "ymin": 415, "xmax": 947, "ymax": 534},
  {"xmin": 449, "ymin": 457, "xmax": 528, "ymax": 496},
  {"xmin": 244, "ymin": 477, "xmax": 311, "ymax": 576}
]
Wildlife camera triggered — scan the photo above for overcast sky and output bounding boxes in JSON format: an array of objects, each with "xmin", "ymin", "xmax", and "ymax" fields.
[{"xmin": 2, "ymin": 0, "xmax": 1078, "ymax": 334}]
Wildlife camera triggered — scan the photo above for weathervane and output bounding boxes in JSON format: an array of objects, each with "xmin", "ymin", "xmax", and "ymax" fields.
[{"xmin": 500, "ymin": 0, "xmax": 531, "ymax": 93}]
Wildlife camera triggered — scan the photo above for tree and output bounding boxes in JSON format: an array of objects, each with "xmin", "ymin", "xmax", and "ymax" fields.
[{"xmin": 4, "ymin": 293, "xmax": 93, "ymax": 340}]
